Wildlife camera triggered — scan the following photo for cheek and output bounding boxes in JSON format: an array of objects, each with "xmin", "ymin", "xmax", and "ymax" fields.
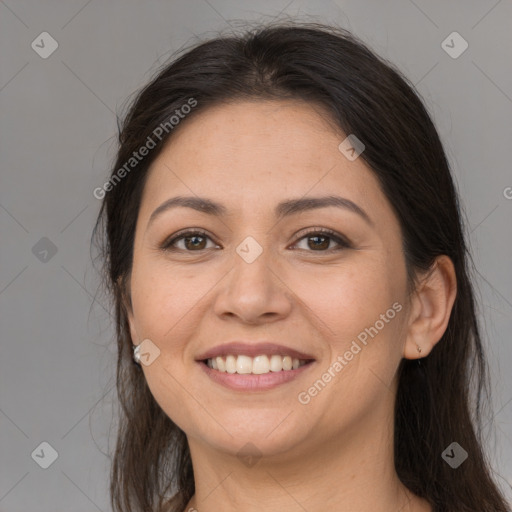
[
  {"xmin": 292, "ymin": 256, "xmax": 404, "ymax": 342},
  {"xmin": 293, "ymin": 257, "xmax": 408, "ymax": 413},
  {"xmin": 129, "ymin": 257, "xmax": 224, "ymax": 365},
  {"xmin": 129, "ymin": 260, "xmax": 203, "ymax": 430},
  {"xmin": 130, "ymin": 256, "xmax": 187, "ymax": 321}
]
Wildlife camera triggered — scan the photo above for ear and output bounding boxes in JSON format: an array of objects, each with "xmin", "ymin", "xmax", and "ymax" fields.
[
  {"xmin": 403, "ymin": 255, "xmax": 457, "ymax": 359},
  {"xmin": 126, "ymin": 308, "xmax": 139, "ymax": 345},
  {"xmin": 117, "ymin": 274, "xmax": 139, "ymax": 344}
]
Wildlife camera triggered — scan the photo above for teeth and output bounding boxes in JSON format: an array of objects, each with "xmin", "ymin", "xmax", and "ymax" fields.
[
  {"xmin": 215, "ymin": 356, "xmax": 226, "ymax": 372},
  {"xmin": 269, "ymin": 354, "xmax": 283, "ymax": 372},
  {"xmin": 225, "ymin": 355, "xmax": 237, "ymax": 374},
  {"xmin": 236, "ymin": 355, "xmax": 253, "ymax": 374},
  {"xmin": 252, "ymin": 355, "xmax": 270, "ymax": 374},
  {"xmin": 205, "ymin": 354, "xmax": 309, "ymax": 374}
]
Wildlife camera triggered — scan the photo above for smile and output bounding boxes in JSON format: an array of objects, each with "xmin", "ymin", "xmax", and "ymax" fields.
[
  {"xmin": 198, "ymin": 356, "xmax": 315, "ymax": 391},
  {"xmin": 205, "ymin": 354, "xmax": 310, "ymax": 374}
]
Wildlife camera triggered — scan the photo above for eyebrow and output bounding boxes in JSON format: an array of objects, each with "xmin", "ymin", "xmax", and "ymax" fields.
[{"xmin": 147, "ymin": 195, "xmax": 374, "ymax": 228}]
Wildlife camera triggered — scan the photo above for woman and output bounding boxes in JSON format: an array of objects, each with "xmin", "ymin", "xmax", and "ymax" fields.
[{"xmin": 92, "ymin": 21, "xmax": 511, "ymax": 512}]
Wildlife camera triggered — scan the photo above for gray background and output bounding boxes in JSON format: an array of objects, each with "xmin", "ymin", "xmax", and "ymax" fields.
[{"xmin": 1, "ymin": 0, "xmax": 511, "ymax": 510}]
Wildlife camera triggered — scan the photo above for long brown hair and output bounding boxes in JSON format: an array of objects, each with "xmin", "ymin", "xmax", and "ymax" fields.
[{"xmin": 92, "ymin": 21, "xmax": 511, "ymax": 512}]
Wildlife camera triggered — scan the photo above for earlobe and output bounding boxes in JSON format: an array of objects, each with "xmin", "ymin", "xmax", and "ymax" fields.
[{"xmin": 403, "ymin": 255, "xmax": 457, "ymax": 359}]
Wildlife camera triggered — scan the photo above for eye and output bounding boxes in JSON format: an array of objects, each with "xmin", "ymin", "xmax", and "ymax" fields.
[
  {"xmin": 161, "ymin": 229, "xmax": 218, "ymax": 252},
  {"xmin": 291, "ymin": 228, "xmax": 351, "ymax": 252}
]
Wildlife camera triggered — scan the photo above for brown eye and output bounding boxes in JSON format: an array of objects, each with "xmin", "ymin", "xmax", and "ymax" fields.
[
  {"xmin": 306, "ymin": 234, "xmax": 330, "ymax": 250},
  {"xmin": 292, "ymin": 228, "xmax": 351, "ymax": 252},
  {"xmin": 161, "ymin": 230, "xmax": 217, "ymax": 252},
  {"xmin": 182, "ymin": 234, "xmax": 208, "ymax": 250}
]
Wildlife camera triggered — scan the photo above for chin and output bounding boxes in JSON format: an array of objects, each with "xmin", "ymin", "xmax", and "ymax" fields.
[{"xmin": 187, "ymin": 412, "xmax": 312, "ymax": 459}]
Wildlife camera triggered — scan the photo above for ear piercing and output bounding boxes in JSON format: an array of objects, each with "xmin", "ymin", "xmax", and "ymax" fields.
[{"xmin": 133, "ymin": 344, "xmax": 141, "ymax": 365}]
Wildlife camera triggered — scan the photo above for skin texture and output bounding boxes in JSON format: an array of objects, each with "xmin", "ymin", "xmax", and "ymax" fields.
[{"xmin": 125, "ymin": 100, "xmax": 456, "ymax": 512}]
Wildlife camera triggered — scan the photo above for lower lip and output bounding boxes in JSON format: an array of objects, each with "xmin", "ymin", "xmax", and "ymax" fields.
[{"xmin": 197, "ymin": 361, "xmax": 315, "ymax": 391}]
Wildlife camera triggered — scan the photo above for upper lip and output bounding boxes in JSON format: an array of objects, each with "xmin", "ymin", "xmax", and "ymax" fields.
[{"xmin": 196, "ymin": 342, "xmax": 316, "ymax": 361}]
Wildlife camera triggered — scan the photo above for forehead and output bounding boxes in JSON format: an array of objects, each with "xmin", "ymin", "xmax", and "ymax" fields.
[{"xmin": 139, "ymin": 100, "xmax": 389, "ymax": 222}]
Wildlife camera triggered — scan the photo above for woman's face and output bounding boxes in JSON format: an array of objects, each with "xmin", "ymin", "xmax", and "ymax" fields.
[{"xmin": 126, "ymin": 99, "xmax": 411, "ymax": 460}]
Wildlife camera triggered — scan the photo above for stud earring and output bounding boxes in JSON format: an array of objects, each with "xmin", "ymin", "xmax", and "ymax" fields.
[{"xmin": 133, "ymin": 344, "xmax": 141, "ymax": 365}]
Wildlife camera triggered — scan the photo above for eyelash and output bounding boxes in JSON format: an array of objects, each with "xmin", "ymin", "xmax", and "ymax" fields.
[{"xmin": 160, "ymin": 227, "xmax": 352, "ymax": 253}]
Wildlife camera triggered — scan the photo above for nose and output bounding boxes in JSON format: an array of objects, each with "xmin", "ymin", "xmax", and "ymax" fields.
[{"xmin": 212, "ymin": 247, "xmax": 293, "ymax": 325}]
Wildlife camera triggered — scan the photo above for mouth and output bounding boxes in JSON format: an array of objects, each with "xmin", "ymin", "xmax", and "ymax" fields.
[
  {"xmin": 202, "ymin": 354, "xmax": 312, "ymax": 374},
  {"xmin": 195, "ymin": 342, "xmax": 316, "ymax": 391}
]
